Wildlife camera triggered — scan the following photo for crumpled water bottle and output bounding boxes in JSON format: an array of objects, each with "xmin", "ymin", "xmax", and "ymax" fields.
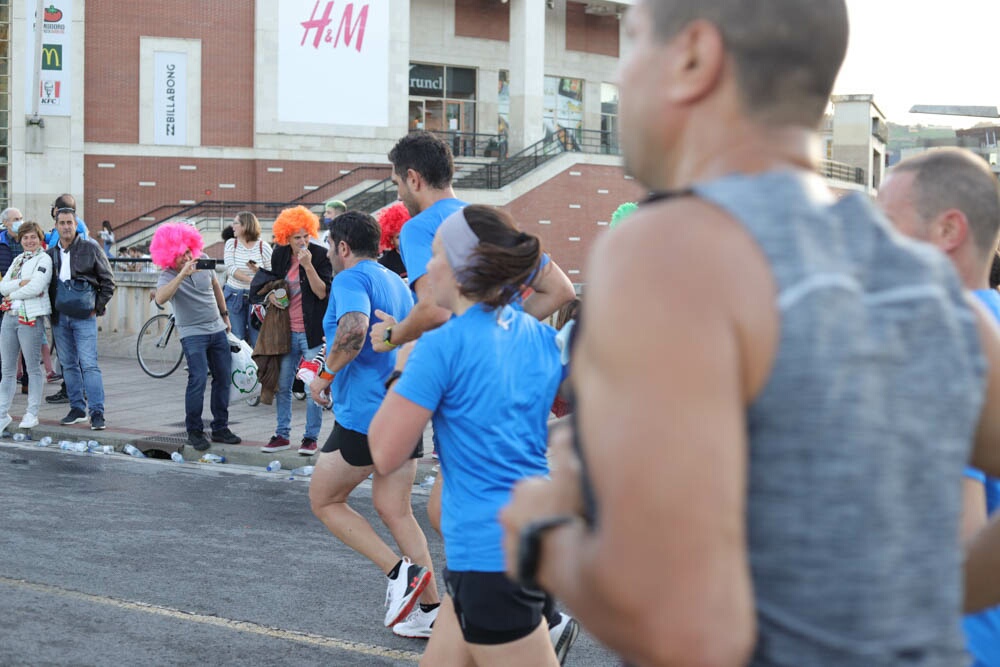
[
  {"xmin": 170, "ymin": 451, "xmax": 185, "ymax": 463},
  {"xmin": 60, "ymin": 441, "xmax": 88, "ymax": 452},
  {"xmin": 12, "ymin": 433, "xmax": 26, "ymax": 442},
  {"xmin": 37, "ymin": 436, "xmax": 52, "ymax": 447},
  {"xmin": 265, "ymin": 460, "xmax": 282, "ymax": 472},
  {"xmin": 199, "ymin": 453, "xmax": 225, "ymax": 463},
  {"xmin": 420, "ymin": 475, "xmax": 436, "ymax": 489},
  {"xmin": 122, "ymin": 444, "xmax": 146, "ymax": 458},
  {"xmin": 290, "ymin": 465, "xmax": 314, "ymax": 478}
]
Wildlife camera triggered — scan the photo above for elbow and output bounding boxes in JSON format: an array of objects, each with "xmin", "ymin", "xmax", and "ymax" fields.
[
  {"xmin": 583, "ymin": 554, "xmax": 755, "ymax": 667},
  {"xmin": 621, "ymin": 604, "xmax": 754, "ymax": 667}
]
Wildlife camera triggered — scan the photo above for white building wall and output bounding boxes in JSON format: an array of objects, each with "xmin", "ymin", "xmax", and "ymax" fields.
[{"xmin": 12, "ymin": 0, "xmax": 86, "ymax": 221}]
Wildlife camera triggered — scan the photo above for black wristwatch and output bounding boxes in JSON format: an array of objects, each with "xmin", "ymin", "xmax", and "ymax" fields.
[
  {"xmin": 516, "ymin": 515, "xmax": 574, "ymax": 590},
  {"xmin": 384, "ymin": 369, "xmax": 403, "ymax": 391}
]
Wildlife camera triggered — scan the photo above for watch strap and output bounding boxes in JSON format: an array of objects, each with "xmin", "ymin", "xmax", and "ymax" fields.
[{"xmin": 516, "ymin": 515, "xmax": 574, "ymax": 590}]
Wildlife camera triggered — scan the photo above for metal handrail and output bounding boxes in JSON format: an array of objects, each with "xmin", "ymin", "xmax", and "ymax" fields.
[
  {"xmin": 413, "ymin": 129, "xmax": 509, "ymax": 159},
  {"xmin": 287, "ymin": 165, "xmax": 393, "ymax": 204}
]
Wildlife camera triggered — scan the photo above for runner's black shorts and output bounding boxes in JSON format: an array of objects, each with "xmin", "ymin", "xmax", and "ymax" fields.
[
  {"xmin": 321, "ymin": 421, "xmax": 423, "ymax": 467},
  {"xmin": 444, "ymin": 569, "xmax": 546, "ymax": 645}
]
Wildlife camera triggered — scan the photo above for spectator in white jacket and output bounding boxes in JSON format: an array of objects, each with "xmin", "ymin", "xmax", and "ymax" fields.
[{"xmin": 0, "ymin": 222, "xmax": 52, "ymax": 430}]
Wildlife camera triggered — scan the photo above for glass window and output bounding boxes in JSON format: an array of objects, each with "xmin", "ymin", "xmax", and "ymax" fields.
[
  {"xmin": 446, "ymin": 67, "xmax": 476, "ymax": 100},
  {"xmin": 543, "ymin": 76, "xmax": 584, "ymax": 146},
  {"xmin": 600, "ymin": 83, "xmax": 619, "ymax": 154},
  {"xmin": 498, "ymin": 70, "xmax": 510, "ymax": 136},
  {"xmin": 408, "ymin": 63, "xmax": 478, "ymax": 137}
]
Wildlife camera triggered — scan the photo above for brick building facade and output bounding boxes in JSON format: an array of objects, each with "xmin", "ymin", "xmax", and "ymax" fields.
[{"xmin": 10, "ymin": 0, "xmax": 633, "ymax": 283}]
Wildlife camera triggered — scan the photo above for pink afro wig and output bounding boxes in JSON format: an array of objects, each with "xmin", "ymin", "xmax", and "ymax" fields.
[
  {"xmin": 377, "ymin": 202, "xmax": 411, "ymax": 252},
  {"xmin": 149, "ymin": 222, "xmax": 204, "ymax": 269},
  {"xmin": 273, "ymin": 205, "xmax": 320, "ymax": 246}
]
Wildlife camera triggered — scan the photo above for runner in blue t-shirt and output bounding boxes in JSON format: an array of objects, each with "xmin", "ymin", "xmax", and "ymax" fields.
[
  {"xmin": 306, "ymin": 211, "xmax": 440, "ymax": 638},
  {"xmin": 371, "ymin": 132, "xmax": 578, "ymax": 656},
  {"xmin": 370, "ymin": 205, "xmax": 565, "ymax": 665}
]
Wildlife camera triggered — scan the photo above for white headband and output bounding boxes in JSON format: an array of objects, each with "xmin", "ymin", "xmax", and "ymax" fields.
[{"xmin": 438, "ymin": 208, "xmax": 479, "ymax": 281}]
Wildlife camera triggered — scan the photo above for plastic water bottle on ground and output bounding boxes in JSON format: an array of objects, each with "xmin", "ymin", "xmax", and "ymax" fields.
[
  {"xmin": 266, "ymin": 460, "xmax": 282, "ymax": 472},
  {"xmin": 96, "ymin": 445, "xmax": 114, "ymax": 454},
  {"xmin": 199, "ymin": 453, "xmax": 225, "ymax": 463},
  {"xmin": 420, "ymin": 475, "xmax": 436, "ymax": 489},
  {"xmin": 123, "ymin": 444, "xmax": 146, "ymax": 458},
  {"xmin": 12, "ymin": 433, "xmax": 26, "ymax": 442},
  {"xmin": 60, "ymin": 441, "xmax": 87, "ymax": 452},
  {"xmin": 290, "ymin": 465, "xmax": 314, "ymax": 477},
  {"xmin": 37, "ymin": 436, "xmax": 52, "ymax": 447},
  {"xmin": 170, "ymin": 451, "xmax": 185, "ymax": 463}
]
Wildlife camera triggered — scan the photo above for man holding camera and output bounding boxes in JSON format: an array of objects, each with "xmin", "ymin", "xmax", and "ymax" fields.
[
  {"xmin": 47, "ymin": 203, "xmax": 115, "ymax": 430},
  {"xmin": 152, "ymin": 223, "xmax": 241, "ymax": 451}
]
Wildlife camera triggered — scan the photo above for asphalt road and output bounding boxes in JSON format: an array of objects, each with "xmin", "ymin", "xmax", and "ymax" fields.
[{"xmin": 0, "ymin": 444, "xmax": 616, "ymax": 666}]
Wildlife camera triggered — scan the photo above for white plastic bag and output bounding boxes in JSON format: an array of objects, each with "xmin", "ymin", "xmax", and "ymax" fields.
[{"xmin": 227, "ymin": 332, "xmax": 261, "ymax": 402}]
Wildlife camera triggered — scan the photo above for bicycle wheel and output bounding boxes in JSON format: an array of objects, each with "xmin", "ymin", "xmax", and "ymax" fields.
[{"xmin": 137, "ymin": 314, "xmax": 184, "ymax": 378}]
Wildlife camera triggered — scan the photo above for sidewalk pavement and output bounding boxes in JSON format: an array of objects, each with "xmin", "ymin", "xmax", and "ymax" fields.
[{"xmin": 13, "ymin": 349, "xmax": 438, "ymax": 480}]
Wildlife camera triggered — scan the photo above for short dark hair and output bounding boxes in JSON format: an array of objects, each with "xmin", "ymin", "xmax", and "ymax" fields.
[
  {"xmin": 52, "ymin": 193, "xmax": 76, "ymax": 220},
  {"xmin": 329, "ymin": 210, "xmax": 381, "ymax": 259},
  {"xmin": 221, "ymin": 225, "xmax": 235, "ymax": 241},
  {"xmin": 892, "ymin": 148, "xmax": 1000, "ymax": 264},
  {"xmin": 649, "ymin": 0, "xmax": 849, "ymax": 126},
  {"xmin": 388, "ymin": 132, "xmax": 454, "ymax": 189},
  {"xmin": 459, "ymin": 205, "xmax": 542, "ymax": 310}
]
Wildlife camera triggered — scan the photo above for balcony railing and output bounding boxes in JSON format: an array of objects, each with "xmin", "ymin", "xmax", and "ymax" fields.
[
  {"xmin": 820, "ymin": 159, "xmax": 865, "ymax": 185},
  {"xmin": 413, "ymin": 130, "xmax": 509, "ymax": 159}
]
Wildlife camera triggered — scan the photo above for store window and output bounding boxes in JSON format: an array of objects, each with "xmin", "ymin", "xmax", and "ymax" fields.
[
  {"xmin": 409, "ymin": 63, "xmax": 478, "ymax": 156},
  {"xmin": 543, "ymin": 76, "xmax": 584, "ymax": 151},
  {"xmin": 600, "ymin": 83, "xmax": 619, "ymax": 155}
]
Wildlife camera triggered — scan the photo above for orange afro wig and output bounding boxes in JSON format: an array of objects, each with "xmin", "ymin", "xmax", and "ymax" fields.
[
  {"xmin": 149, "ymin": 222, "xmax": 204, "ymax": 269},
  {"xmin": 376, "ymin": 202, "xmax": 411, "ymax": 252},
  {"xmin": 273, "ymin": 205, "xmax": 320, "ymax": 246}
]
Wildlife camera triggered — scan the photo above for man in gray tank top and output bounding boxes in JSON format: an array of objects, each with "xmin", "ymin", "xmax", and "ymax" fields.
[{"xmin": 500, "ymin": 1, "xmax": 1000, "ymax": 665}]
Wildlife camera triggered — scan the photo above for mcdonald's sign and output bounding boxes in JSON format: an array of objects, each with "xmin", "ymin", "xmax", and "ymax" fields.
[{"xmin": 41, "ymin": 44, "xmax": 62, "ymax": 71}]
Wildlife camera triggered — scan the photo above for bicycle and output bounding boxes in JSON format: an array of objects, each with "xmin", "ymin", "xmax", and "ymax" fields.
[
  {"xmin": 136, "ymin": 302, "xmax": 262, "ymax": 406},
  {"xmin": 136, "ymin": 304, "xmax": 183, "ymax": 378}
]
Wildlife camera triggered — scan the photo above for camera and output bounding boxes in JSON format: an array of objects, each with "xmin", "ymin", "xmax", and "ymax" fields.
[{"xmin": 195, "ymin": 258, "xmax": 219, "ymax": 270}]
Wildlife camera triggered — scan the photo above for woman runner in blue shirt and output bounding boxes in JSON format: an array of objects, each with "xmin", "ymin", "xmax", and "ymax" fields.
[{"xmin": 370, "ymin": 205, "xmax": 564, "ymax": 666}]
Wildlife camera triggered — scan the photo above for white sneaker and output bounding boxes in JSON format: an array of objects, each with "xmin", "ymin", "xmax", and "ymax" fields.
[
  {"xmin": 0, "ymin": 415, "xmax": 11, "ymax": 435},
  {"xmin": 392, "ymin": 605, "xmax": 438, "ymax": 639},
  {"xmin": 19, "ymin": 413, "xmax": 38, "ymax": 429},
  {"xmin": 384, "ymin": 557, "xmax": 431, "ymax": 627},
  {"xmin": 549, "ymin": 612, "xmax": 580, "ymax": 665}
]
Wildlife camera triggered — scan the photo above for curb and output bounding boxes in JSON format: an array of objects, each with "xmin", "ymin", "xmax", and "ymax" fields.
[{"xmin": 12, "ymin": 424, "xmax": 440, "ymax": 481}]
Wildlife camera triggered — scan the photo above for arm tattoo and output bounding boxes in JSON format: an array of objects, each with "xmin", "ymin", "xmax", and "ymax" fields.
[{"xmin": 334, "ymin": 312, "xmax": 368, "ymax": 354}]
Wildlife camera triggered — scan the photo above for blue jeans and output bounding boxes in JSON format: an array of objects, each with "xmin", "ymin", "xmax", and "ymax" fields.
[
  {"xmin": 223, "ymin": 285, "xmax": 257, "ymax": 347},
  {"xmin": 0, "ymin": 315, "xmax": 45, "ymax": 417},
  {"xmin": 53, "ymin": 314, "xmax": 105, "ymax": 416},
  {"xmin": 180, "ymin": 329, "xmax": 232, "ymax": 433},
  {"xmin": 276, "ymin": 332, "xmax": 323, "ymax": 441}
]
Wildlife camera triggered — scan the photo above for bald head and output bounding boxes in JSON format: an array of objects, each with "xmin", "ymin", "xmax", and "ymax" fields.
[
  {"xmin": 647, "ymin": 0, "xmax": 849, "ymax": 127},
  {"xmin": 888, "ymin": 148, "xmax": 1000, "ymax": 264}
]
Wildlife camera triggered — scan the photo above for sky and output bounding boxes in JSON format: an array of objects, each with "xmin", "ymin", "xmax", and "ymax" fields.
[{"xmin": 835, "ymin": 0, "xmax": 1000, "ymax": 128}]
